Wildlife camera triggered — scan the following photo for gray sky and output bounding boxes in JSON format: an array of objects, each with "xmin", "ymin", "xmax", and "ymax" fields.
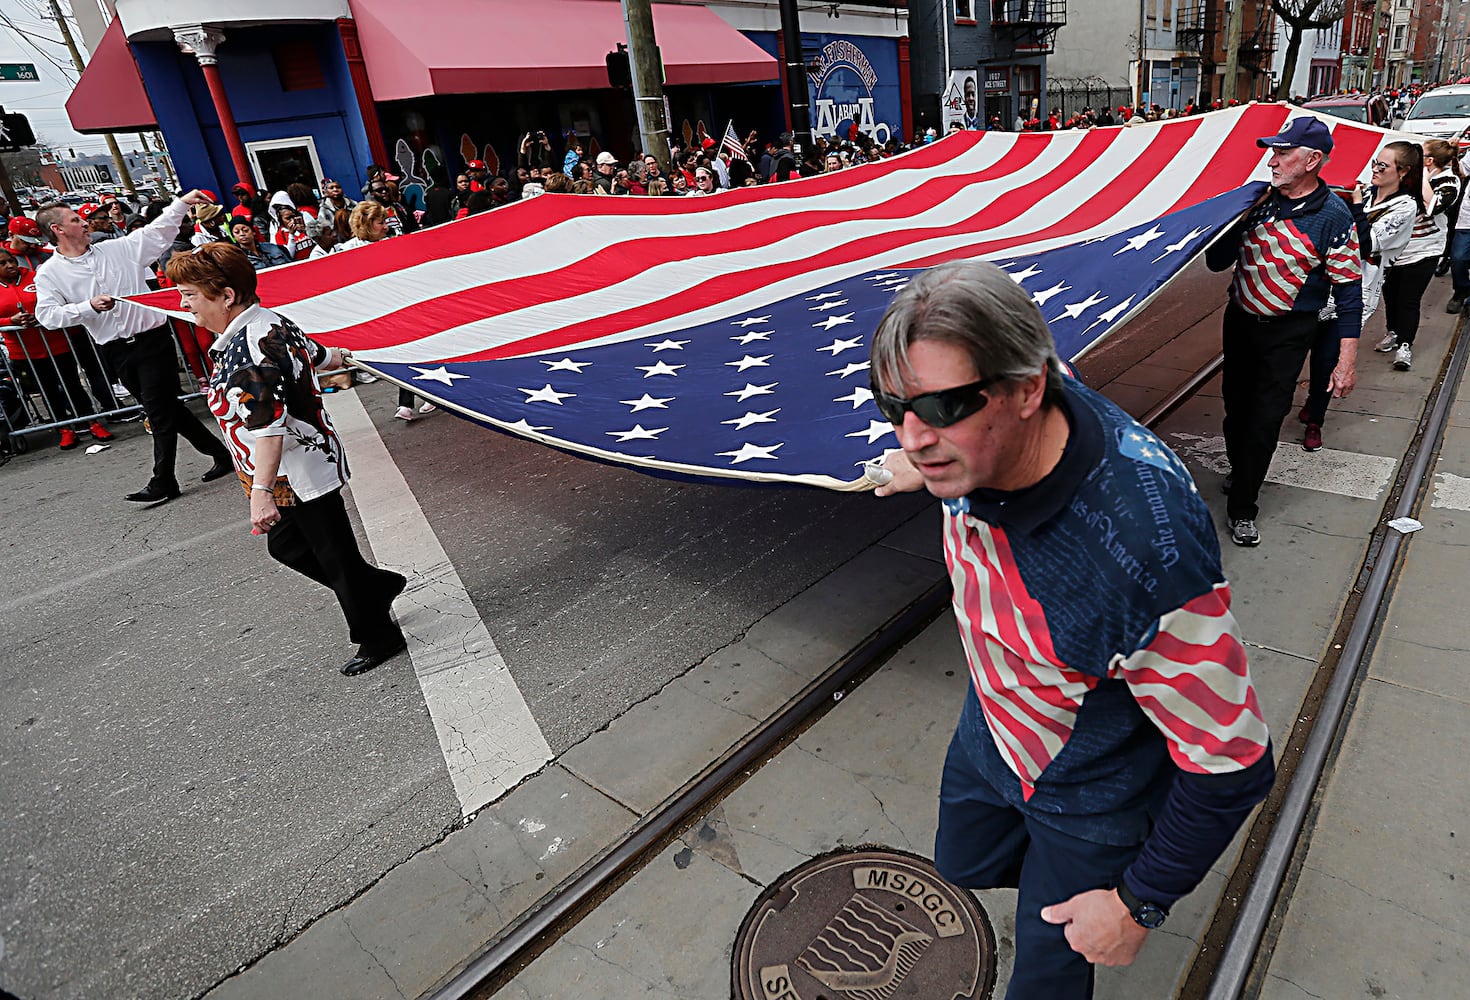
[{"xmin": 0, "ymin": 0, "xmax": 137, "ymax": 160}]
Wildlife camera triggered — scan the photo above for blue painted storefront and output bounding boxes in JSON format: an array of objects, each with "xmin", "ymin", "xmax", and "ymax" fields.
[{"xmin": 130, "ymin": 23, "xmax": 375, "ymax": 198}]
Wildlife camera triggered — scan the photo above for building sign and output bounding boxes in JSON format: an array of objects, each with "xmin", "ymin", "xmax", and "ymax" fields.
[
  {"xmin": 804, "ymin": 36, "xmax": 901, "ymax": 145},
  {"xmin": 943, "ymin": 70, "xmax": 980, "ymax": 131},
  {"xmin": 984, "ymin": 67, "xmax": 1010, "ymax": 94}
]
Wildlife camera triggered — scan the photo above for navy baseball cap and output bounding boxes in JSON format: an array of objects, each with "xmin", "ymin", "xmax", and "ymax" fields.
[{"xmin": 1256, "ymin": 116, "xmax": 1334, "ymax": 154}]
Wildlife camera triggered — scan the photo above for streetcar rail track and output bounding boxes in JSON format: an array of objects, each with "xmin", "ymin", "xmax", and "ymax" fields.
[{"xmin": 430, "ymin": 320, "xmax": 1465, "ymax": 1000}]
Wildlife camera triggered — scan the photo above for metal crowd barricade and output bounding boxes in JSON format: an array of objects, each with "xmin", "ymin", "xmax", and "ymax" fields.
[{"xmin": 0, "ymin": 315, "xmax": 210, "ymax": 461}]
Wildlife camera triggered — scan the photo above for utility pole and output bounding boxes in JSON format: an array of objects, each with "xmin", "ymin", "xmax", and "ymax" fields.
[
  {"xmin": 1137, "ymin": 0, "xmax": 1148, "ymax": 108},
  {"xmin": 621, "ymin": 0, "xmax": 670, "ymax": 169},
  {"xmin": 48, "ymin": 0, "xmax": 136, "ymax": 195},
  {"xmin": 1363, "ymin": 0, "xmax": 1385, "ymax": 90},
  {"xmin": 777, "ymin": 0, "xmax": 812, "ymax": 157},
  {"xmin": 1221, "ymin": 0, "xmax": 1246, "ymax": 102}
]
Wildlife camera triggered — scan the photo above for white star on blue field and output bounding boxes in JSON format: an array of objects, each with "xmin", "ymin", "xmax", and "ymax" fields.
[{"xmin": 363, "ymin": 187, "xmax": 1258, "ymax": 484}]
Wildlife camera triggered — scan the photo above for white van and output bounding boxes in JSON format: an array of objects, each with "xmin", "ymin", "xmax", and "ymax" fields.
[{"xmin": 1399, "ymin": 85, "xmax": 1470, "ymax": 147}]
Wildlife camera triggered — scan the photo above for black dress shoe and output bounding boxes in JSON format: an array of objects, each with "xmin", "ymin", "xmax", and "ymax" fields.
[
  {"xmin": 201, "ymin": 459, "xmax": 235, "ymax": 483},
  {"xmin": 341, "ymin": 634, "xmax": 408, "ymax": 676},
  {"xmin": 124, "ymin": 484, "xmax": 182, "ymax": 504}
]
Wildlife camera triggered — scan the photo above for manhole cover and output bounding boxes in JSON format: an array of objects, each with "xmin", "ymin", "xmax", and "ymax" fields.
[{"xmin": 732, "ymin": 847, "xmax": 996, "ymax": 1000}]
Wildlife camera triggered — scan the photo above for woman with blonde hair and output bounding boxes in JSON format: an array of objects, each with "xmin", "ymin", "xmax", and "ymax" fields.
[{"xmin": 336, "ymin": 201, "xmax": 389, "ymax": 252}]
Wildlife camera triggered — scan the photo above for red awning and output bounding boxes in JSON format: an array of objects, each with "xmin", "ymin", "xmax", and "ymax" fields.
[
  {"xmin": 350, "ymin": 0, "xmax": 778, "ymax": 100},
  {"xmin": 66, "ymin": 18, "xmax": 157, "ymax": 133}
]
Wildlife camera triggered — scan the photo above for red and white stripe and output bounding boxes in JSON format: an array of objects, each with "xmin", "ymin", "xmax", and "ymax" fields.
[
  {"xmin": 1111, "ymin": 583, "xmax": 1269, "ymax": 774},
  {"xmin": 132, "ymin": 105, "xmax": 1389, "ymax": 364},
  {"xmin": 1231, "ymin": 218, "xmax": 1318, "ymax": 315},
  {"xmin": 944, "ymin": 516, "xmax": 1096, "ymax": 798}
]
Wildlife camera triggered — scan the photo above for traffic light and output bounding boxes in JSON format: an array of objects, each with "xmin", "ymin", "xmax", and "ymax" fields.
[
  {"xmin": 606, "ymin": 44, "xmax": 631, "ymax": 89},
  {"xmin": 0, "ymin": 112, "xmax": 34, "ymax": 149}
]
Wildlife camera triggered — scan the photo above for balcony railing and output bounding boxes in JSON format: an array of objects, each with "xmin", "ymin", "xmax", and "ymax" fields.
[{"xmin": 990, "ymin": 1, "xmax": 1067, "ymax": 28}]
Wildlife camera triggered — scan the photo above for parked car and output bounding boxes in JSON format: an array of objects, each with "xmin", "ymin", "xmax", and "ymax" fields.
[
  {"xmin": 1398, "ymin": 85, "xmax": 1470, "ymax": 148},
  {"xmin": 1303, "ymin": 94, "xmax": 1392, "ymax": 128}
]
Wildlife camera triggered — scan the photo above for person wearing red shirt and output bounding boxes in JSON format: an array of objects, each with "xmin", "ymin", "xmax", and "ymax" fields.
[{"xmin": 0, "ymin": 248, "xmax": 112, "ymax": 449}]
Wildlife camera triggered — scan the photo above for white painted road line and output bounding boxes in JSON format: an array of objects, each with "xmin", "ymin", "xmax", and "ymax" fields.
[
  {"xmin": 325, "ymin": 390, "xmax": 552, "ymax": 816},
  {"xmin": 1167, "ymin": 432, "xmax": 1398, "ymax": 501},
  {"xmin": 1432, "ymin": 472, "xmax": 1470, "ymax": 510}
]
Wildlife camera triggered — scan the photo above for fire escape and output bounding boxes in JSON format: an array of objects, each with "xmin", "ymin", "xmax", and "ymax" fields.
[
  {"xmin": 1175, "ymin": 4, "xmax": 1216, "ymax": 58},
  {"xmin": 989, "ymin": 1, "xmax": 1068, "ymax": 54}
]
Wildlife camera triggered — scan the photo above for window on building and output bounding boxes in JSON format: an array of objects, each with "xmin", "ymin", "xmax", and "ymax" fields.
[
  {"xmin": 1392, "ymin": 24, "xmax": 1407, "ymax": 51},
  {"xmin": 956, "ymin": 0, "xmax": 976, "ymax": 24}
]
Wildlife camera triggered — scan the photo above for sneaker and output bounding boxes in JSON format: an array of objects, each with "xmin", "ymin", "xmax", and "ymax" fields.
[
  {"xmin": 394, "ymin": 405, "xmax": 414, "ymax": 421},
  {"xmin": 1436, "ymin": 259, "xmax": 1451, "ymax": 277},
  {"xmin": 58, "ymin": 428, "xmax": 79, "ymax": 450},
  {"xmin": 1228, "ymin": 517, "xmax": 1261, "ymax": 547},
  {"xmin": 1297, "ymin": 404, "xmax": 1311, "ymax": 425},
  {"xmin": 110, "ymin": 381, "xmax": 132, "ymax": 399},
  {"xmin": 88, "ymin": 421, "xmax": 113, "ymax": 442},
  {"xmin": 418, "ymin": 402, "xmax": 437, "ymax": 414},
  {"xmin": 355, "ymin": 372, "xmax": 379, "ymax": 384},
  {"xmin": 142, "ymin": 417, "xmax": 152, "ymax": 435},
  {"xmin": 1303, "ymin": 423, "xmax": 1323, "ymax": 452},
  {"xmin": 1374, "ymin": 332, "xmax": 1398, "ymax": 353},
  {"xmin": 1394, "ymin": 343, "xmax": 1412, "ymax": 370},
  {"xmin": 1448, "ymin": 296, "xmax": 1464, "ymax": 314}
]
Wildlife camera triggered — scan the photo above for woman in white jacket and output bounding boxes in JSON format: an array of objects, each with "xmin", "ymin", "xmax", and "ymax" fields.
[{"xmin": 1299, "ymin": 147, "xmax": 1417, "ymax": 451}]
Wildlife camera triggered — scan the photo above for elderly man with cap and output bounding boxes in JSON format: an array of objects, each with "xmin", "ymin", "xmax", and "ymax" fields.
[
  {"xmin": 1205, "ymin": 115, "xmax": 1362, "ymax": 548},
  {"xmin": 33, "ymin": 190, "xmax": 234, "ymax": 506}
]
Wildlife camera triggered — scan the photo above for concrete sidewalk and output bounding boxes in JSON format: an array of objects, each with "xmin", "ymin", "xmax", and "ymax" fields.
[{"xmin": 1257, "ymin": 334, "xmax": 1470, "ymax": 998}]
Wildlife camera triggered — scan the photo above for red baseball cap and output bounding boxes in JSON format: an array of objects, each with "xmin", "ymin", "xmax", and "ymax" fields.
[
  {"xmin": 467, "ymin": 159, "xmax": 486, "ymax": 170},
  {"xmin": 77, "ymin": 203, "xmax": 101, "ymax": 219},
  {"xmin": 8, "ymin": 216, "xmax": 43, "ymax": 244}
]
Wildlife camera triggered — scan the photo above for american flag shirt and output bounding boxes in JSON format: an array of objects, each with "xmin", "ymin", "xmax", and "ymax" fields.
[
  {"xmin": 1218, "ymin": 179, "xmax": 1363, "ymax": 339},
  {"xmin": 205, "ymin": 304, "xmax": 349, "ymax": 505},
  {"xmin": 943, "ymin": 378, "xmax": 1273, "ymax": 901}
]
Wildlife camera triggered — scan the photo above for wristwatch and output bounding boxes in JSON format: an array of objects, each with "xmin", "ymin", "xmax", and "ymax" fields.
[{"xmin": 1116, "ymin": 881, "xmax": 1168, "ymax": 930}]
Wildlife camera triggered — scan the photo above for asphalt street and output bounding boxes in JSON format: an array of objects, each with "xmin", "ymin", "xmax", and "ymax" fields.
[{"xmin": 0, "ymin": 388, "xmax": 929, "ymax": 1000}]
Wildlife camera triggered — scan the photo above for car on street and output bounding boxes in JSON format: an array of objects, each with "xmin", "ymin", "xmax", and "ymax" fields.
[
  {"xmin": 1398, "ymin": 85, "xmax": 1470, "ymax": 148},
  {"xmin": 1303, "ymin": 94, "xmax": 1391, "ymax": 128}
]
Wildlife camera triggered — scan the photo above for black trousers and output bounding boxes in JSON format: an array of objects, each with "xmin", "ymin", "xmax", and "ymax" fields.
[
  {"xmin": 1301, "ymin": 320, "xmax": 1343, "ymax": 428},
  {"xmin": 266, "ymin": 487, "xmax": 405, "ymax": 650},
  {"xmin": 104, "ymin": 326, "xmax": 229, "ymax": 491},
  {"xmin": 1383, "ymin": 258, "xmax": 1437, "ymax": 346},
  {"xmin": 1222, "ymin": 303, "xmax": 1318, "ymax": 521},
  {"xmin": 70, "ymin": 330, "xmax": 120, "ymax": 411}
]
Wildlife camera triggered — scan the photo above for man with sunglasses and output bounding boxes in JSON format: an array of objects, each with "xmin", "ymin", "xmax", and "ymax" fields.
[
  {"xmin": 871, "ymin": 261, "xmax": 1274, "ymax": 1000},
  {"xmin": 1205, "ymin": 116, "xmax": 1362, "ymax": 548}
]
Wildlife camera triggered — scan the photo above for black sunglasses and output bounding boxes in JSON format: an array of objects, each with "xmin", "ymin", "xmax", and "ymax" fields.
[{"xmin": 872, "ymin": 375, "xmax": 1004, "ymax": 428}]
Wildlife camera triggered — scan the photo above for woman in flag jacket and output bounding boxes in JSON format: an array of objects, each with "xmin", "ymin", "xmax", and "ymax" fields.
[{"xmin": 163, "ymin": 242, "xmax": 408, "ymax": 677}]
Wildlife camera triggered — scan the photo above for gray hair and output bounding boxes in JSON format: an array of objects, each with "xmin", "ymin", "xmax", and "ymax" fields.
[{"xmin": 870, "ymin": 260, "xmax": 1063, "ymax": 404}]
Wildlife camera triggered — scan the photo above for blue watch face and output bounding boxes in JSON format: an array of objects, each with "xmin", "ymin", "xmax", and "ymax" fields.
[{"xmin": 1135, "ymin": 903, "xmax": 1167, "ymax": 929}]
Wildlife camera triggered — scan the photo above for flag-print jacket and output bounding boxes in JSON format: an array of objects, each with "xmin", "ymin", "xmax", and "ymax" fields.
[
  {"xmin": 944, "ymin": 378, "xmax": 1274, "ymax": 906},
  {"xmin": 1207, "ymin": 179, "xmax": 1363, "ymax": 341}
]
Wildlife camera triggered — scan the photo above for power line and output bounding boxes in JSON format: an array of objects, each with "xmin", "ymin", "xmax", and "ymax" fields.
[{"xmin": 0, "ymin": 8, "xmax": 78, "ymax": 81}]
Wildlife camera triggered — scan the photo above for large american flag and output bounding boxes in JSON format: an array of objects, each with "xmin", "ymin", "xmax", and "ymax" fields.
[{"xmin": 135, "ymin": 104, "xmax": 1391, "ymax": 489}]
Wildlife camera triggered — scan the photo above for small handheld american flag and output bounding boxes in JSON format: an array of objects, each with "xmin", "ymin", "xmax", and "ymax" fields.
[{"xmin": 721, "ymin": 121, "xmax": 747, "ymax": 161}]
